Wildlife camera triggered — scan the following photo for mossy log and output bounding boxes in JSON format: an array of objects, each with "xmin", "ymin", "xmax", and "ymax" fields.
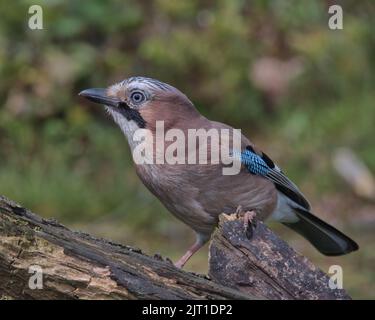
[{"xmin": 0, "ymin": 195, "xmax": 350, "ymax": 300}]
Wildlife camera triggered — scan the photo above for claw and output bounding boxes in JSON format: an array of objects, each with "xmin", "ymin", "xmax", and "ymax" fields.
[
  {"xmin": 234, "ymin": 207, "xmax": 257, "ymax": 239},
  {"xmin": 241, "ymin": 209, "xmax": 257, "ymax": 239}
]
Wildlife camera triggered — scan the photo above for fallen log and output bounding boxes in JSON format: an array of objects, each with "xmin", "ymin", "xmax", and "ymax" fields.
[
  {"xmin": 209, "ymin": 214, "xmax": 350, "ymax": 299},
  {"xmin": 0, "ymin": 195, "xmax": 350, "ymax": 299}
]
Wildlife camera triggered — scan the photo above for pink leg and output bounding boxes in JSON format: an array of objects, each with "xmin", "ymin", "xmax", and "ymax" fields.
[{"xmin": 174, "ymin": 236, "xmax": 207, "ymax": 269}]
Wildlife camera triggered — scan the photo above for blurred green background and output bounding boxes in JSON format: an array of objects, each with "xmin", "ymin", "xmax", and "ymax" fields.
[{"xmin": 0, "ymin": 0, "xmax": 374, "ymax": 299}]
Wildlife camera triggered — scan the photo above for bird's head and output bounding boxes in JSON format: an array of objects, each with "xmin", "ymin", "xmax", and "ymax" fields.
[{"xmin": 79, "ymin": 77, "xmax": 200, "ymax": 140}]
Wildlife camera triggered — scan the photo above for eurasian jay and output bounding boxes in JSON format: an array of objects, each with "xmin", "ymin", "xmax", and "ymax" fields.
[{"xmin": 79, "ymin": 76, "xmax": 359, "ymax": 268}]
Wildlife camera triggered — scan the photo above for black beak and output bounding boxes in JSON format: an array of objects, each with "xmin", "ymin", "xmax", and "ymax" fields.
[{"xmin": 79, "ymin": 88, "xmax": 122, "ymax": 108}]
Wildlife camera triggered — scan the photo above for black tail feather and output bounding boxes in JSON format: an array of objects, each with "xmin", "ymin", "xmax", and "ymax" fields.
[{"xmin": 283, "ymin": 207, "xmax": 359, "ymax": 256}]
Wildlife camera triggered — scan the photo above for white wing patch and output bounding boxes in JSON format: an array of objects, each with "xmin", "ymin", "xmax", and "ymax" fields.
[{"xmin": 269, "ymin": 191, "xmax": 299, "ymax": 223}]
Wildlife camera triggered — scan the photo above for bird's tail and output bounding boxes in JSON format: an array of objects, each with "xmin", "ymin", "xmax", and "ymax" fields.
[{"xmin": 283, "ymin": 207, "xmax": 359, "ymax": 256}]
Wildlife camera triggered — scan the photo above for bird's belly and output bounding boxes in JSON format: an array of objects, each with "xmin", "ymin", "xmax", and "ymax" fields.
[
  {"xmin": 136, "ymin": 163, "xmax": 277, "ymax": 234},
  {"xmin": 135, "ymin": 164, "xmax": 217, "ymax": 235},
  {"xmin": 162, "ymin": 198, "xmax": 217, "ymax": 235},
  {"xmin": 200, "ymin": 176, "xmax": 277, "ymax": 221}
]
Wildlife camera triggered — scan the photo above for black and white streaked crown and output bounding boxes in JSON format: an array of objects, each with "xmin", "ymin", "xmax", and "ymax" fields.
[{"xmin": 120, "ymin": 76, "xmax": 176, "ymax": 92}]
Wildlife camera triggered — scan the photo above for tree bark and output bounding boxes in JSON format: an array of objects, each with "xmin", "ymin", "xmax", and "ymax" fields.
[
  {"xmin": 0, "ymin": 195, "xmax": 351, "ymax": 300},
  {"xmin": 209, "ymin": 214, "xmax": 350, "ymax": 299}
]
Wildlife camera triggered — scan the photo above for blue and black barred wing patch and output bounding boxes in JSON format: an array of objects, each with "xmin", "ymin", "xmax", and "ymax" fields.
[
  {"xmin": 233, "ymin": 149, "xmax": 271, "ymax": 176},
  {"xmin": 232, "ymin": 147, "xmax": 311, "ymax": 210}
]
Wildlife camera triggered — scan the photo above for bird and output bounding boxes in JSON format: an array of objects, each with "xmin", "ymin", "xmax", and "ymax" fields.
[{"xmin": 79, "ymin": 76, "xmax": 359, "ymax": 268}]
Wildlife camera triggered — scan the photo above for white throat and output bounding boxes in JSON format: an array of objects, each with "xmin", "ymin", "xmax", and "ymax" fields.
[{"xmin": 105, "ymin": 106, "xmax": 140, "ymax": 151}]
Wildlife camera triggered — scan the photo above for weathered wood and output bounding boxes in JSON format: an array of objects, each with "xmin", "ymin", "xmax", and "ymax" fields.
[
  {"xmin": 209, "ymin": 214, "xmax": 351, "ymax": 300},
  {"xmin": 0, "ymin": 195, "xmax": 351, "ymax": 300},
  {"xmin": 0, "ymin": 195, "xmax": 252, "ymax": 300}
]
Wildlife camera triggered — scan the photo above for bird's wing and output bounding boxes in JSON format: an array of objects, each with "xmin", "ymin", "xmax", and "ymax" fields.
[{"xmin": 233, "ymin": 145, "xmax": 311, "ymax": 210}]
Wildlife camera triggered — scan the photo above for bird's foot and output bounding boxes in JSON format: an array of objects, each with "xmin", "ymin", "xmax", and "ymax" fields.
[
  {"xmin": 235, "ymin": 206, "xmax": 257, "ymax": 239},
  {"xmin": 174, "ymin": 260, "xmax": 185, "ymax": 269},
  {"xmin": 243, "ymin": 210, "xmax": 256, "ymax": 239}
]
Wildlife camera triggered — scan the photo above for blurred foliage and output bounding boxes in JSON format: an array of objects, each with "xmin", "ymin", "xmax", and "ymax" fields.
[{"xmin": 0, "ymin": 0, "xmax": 374, "ymax": 298}]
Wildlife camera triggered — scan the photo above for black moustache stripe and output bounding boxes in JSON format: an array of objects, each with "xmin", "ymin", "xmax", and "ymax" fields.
[{"xmin": 118, "ymin": 102, "xmax": 146, "ymax": 128}]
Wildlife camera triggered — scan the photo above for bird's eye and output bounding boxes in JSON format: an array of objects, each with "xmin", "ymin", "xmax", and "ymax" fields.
[{"xmin": 130, "ymin": 91, "xmax": 146, "ymax": 104}]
